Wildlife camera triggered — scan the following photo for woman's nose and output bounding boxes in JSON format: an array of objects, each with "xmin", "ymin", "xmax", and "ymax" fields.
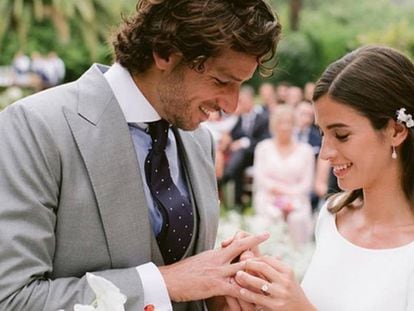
[{"xmin": 319, "ymin": 138, "xmax": 336, "ymax": 161}]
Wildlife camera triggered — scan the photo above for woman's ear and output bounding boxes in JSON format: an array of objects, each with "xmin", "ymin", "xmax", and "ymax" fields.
[{"xmin": 389, "ymin": 119, "xmax": 408, "ymax": 147}]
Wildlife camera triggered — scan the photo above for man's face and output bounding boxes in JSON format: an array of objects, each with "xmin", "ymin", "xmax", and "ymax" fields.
[{"xmin": 156, "ymin": 49, "xmax": 257, "ymax": 130}]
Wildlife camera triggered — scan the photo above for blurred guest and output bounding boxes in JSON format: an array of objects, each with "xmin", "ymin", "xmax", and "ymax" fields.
[
  {"xmin": 220, "ymin": 85, "xmax": 270, "ymax": 209},
  {"xmin": 43, "ymin": 51, "xmax": 65, "ymax": 87},
  {"xmin": 304, "ymin": 81, "xmax": 315, "ymax": 102},
  {"xmin": 294, "ymin": 100, "xmax": 322, "ymax": 211},
  {"xmin": 253, "ymin": 105, "xmax": 314, "ymax": 246},
  {"xmin": 285, "ymin": 85, "xmax": 304, "ymax": 107},
  {"xmin": 275, "ymin": 81, "xmax": 290, "ymax": 104},
  {"xmin": 11, "ymin": 51, "xmax": 31, "ymax": 75},
  {"xmin": 258, "ymin": 82, "xmax": 277, "ymax": 114},
  {"xmin": 294, "ymin": 101, "xmax": 322, "ymax": 157},
  {"xmin": 11, "ymin": 51, "xmax": 42, "ymax": 90},
  {"xmin": 204, "ymin": 111, "xmax": 237, "ymax": 179}
]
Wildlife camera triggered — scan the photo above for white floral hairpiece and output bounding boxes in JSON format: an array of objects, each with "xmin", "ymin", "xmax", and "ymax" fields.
[{"xmin": 396, "ymin": 108, "xmax": 414, "ymax": 128}]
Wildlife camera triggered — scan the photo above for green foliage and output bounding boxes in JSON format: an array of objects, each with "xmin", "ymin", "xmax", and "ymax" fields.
[{"xmin": 0, "ymin": 0, "xmax": 136, "ymax": 80}]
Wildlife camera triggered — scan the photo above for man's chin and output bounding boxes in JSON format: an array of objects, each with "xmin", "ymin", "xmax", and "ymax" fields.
[
  {"xmin": 182, "ymin": 124, "xmax": 200, "ymax": 131},
  {"xmin": 172, "ymin": 121, "xmax": 200, "ymax": 131}
]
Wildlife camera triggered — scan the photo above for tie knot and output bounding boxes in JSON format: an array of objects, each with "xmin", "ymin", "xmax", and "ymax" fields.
[{"xmin": 148, "ymin": 119, "xmax": 169, "ymax": 151}]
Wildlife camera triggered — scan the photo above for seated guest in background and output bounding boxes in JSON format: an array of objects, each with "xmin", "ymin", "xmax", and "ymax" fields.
[
  {"xmin": 253, "ymin": 105, "xmax": 314, "ymax": 246},
  {"xmin": 294, "ymin": 100, "xmax": 322, "ymax": 157},
  {"xmin": 275, "ymin": 81, "xmax": 290, "ymax": 105},
  {"xmin": 304, "ymin": 81, "xmax": 316, "ymax": 102},
  {"xmin": 285, "ymin": 85, "xmax": 304, "ymax": 107},
  {"xmin": 258, "ymin": 82, "xmax": 278, "ymax": 116},
  {"xmin": 204, "ymin": 111, "xmax": 238, "ymax": 179},
  {"xmin": 234, "ymin": 45, "xmax": 414, "ymax": 311},
  {"xmin": 220, "ymin": 85, "xmax": 270, "ymax": 209},
  {"xmin": 294, "ymin": 100, "xmax": 323, "ymax": 210}
]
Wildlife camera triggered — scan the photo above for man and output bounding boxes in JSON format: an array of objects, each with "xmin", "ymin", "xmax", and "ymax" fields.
[
  {"xmin": 0, "ymin": 0, "xmax": 281, "ymax": 310},
  {"xmin": 220, "ymin": 86, "xmax": 270, "ymax": 209}
]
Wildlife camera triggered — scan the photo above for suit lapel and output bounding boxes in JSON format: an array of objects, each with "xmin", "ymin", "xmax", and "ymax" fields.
[
  {"xmin": 174, "ymin": 129, "xmax": 219, "ymax": 253},
  {"xmin": 64, "ymin": 64, "xmax": 152, "ymax": 267}
]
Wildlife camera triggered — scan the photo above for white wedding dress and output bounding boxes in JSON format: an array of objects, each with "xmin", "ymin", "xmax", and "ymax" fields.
[{"xmin": 301, "ymin": 203, "xmax": 414, "ymax": 311}]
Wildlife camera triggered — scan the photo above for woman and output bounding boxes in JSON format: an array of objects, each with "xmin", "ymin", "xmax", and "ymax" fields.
[
  {"xmin": 253, "ymin": 105, "xmax": 314, "ymax": 246},
  {"xmin": 235, "ymin": 45, "xmax": 414, "ymax": 310}
]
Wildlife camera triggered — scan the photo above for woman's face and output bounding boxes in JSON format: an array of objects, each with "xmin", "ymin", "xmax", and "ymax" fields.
[
  {"xmin": 314, "ymin": 95, "xmax": 394, "ymax": 192},
  {"xmin": 272, "ymin": 111, "xmax": 294, "ymax": 143}
]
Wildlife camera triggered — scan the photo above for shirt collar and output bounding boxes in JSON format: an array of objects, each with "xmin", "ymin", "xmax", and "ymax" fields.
[{"xmin": 104, "ymin": 62, "xmax": 160, "ymax": 124}]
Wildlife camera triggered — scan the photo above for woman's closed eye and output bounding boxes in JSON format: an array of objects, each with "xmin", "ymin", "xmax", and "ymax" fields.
[{"xmin": 335, "ymin": 133, "xmax": 350, "ymax": 141}]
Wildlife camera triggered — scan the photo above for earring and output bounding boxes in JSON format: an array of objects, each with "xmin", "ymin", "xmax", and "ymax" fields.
[{"xmin": 391, "ymin": 146, "xmax": 397, "ymax": 159}]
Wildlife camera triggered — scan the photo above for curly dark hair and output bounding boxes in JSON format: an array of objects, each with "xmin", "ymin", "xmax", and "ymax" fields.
[
  {"xmin": 313, "ymin": 45, "xmax": 414, "ymax": 213},
  {"xmin": 112, "ymin": 0, "xmax": 281, "ymax": 77}
]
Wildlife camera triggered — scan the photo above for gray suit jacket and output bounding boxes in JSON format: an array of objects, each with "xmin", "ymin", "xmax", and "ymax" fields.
[{"xmin": 0, "ymin": 64, "xmax": 219, "ymax": 310}]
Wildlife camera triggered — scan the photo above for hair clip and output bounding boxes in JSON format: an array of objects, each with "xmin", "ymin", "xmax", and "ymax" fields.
[{"xmin": 396, "ymin": 108, "xmax": 414, "ymax": 128}]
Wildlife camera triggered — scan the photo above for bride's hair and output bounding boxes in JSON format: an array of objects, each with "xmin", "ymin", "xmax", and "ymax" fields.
[{"xmin": 313, "ymin": 45, "xmax": 414, "ymax": 213}]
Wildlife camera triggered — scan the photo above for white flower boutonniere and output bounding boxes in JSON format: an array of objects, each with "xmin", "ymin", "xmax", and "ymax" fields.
[{"xmin": 58, "ymin": 273, "xmax": 127, "ymax": 311}]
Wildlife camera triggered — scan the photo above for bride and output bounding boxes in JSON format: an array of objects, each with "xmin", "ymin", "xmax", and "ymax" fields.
[{"xmin": 234, "ymin": 45, "xmax": 414, "ymax": 310}]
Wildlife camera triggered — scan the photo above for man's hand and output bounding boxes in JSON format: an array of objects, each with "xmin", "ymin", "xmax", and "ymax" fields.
[
  {"xmin": 159, "ymin": 232, "xmax": 269, "ymax": 303},
  {"xmin": 220, "ymin": 230, "xmax": 264, "ymax": 261}
]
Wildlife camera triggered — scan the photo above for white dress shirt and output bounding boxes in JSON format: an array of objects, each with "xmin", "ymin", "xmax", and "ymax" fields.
[{"xmin": 104, "ymin": 62, "xmax": 172, "ymax": 310}]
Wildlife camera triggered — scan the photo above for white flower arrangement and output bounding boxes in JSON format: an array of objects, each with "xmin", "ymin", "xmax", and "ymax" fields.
[
  {"xmin": 396, "ymin": 108, "xmax": 414, "ymax": 128},
  {"xmin": 58, "ymin": 273, "xmax": 127, "ymax": 311}
]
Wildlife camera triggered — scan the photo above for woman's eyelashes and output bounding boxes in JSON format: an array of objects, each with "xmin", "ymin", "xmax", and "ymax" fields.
[
  {"xmin": 317, "ymin": 128, "xmax": 349, "ymax": 142},
  {"xmin": 335, "ymin": 132, "xmax": 350, "ymax": 142}
]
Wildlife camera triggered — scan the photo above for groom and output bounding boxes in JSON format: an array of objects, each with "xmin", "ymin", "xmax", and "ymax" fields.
[{"xmin": 0, "ymin": 0, "xmax": 281, "ymax": 310}]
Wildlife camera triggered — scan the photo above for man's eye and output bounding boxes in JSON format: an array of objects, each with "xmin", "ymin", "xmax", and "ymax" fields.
[{"xmin": 214, "ymin": 78, "xmax": 229, "ymax": 86}]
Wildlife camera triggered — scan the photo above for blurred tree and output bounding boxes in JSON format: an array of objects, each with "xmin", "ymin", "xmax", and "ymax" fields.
[
  {"xmin": 357, "ymin": 20, "xmax": 414, "ymax": 56},
  {"xmin": 0, "ymin": 0, "xmax": 135, "ymax": 60},
  {"xmin": 289, "ymin": 0, "xmax": 302, "ymax": 31}
]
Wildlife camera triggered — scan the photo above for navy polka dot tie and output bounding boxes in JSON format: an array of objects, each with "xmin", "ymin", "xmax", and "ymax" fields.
[{"xmin": 145, "ymin": 120, "xmax": 194, "ymax": 264}]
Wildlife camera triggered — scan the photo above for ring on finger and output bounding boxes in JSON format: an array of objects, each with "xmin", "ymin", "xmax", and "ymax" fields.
[{"xmin": 260, "ymin": 283, "xmax": 271, "ymax": 296}]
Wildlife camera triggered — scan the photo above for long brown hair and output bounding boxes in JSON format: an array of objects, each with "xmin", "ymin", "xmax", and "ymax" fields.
[
  {"xmin": 112, "ymin": 0, "xmax": 281, "ymax": 77},
  {"xmin": 313, "ymin": 45, "xmax": 414, "ymax": 213}
]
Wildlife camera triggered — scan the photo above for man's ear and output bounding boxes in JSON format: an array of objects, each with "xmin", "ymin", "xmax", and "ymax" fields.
[
  {"xmin": 389, "ymin": 119, "xmax": 408, "ymax": 147},
  {"xmin": 153, "ymin": 51, "xmax": 182, "ymax": 72}
]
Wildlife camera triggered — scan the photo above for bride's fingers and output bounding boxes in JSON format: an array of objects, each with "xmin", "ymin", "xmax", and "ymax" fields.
[
  {"xmin": 238, "ymin": 285, "xmax": 274, "ymax": 309},
  {"xmin": 235, "ymin": 268, "xmax": 282, "ymax": 297},
  {"xmin": 259, "ymin": 256, "xmax": 294, "ymax": 277},
  {"xmin": 244, "ymin": 258, "xmax": 282, "ymax": 283}
]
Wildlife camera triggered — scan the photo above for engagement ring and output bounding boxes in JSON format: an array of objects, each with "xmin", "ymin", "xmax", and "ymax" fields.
[{"xmin": 260, "ymin": 283, "xmax": 270, "ymax": 296}]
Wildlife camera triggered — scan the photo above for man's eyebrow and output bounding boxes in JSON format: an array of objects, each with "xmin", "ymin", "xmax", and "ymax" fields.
[{"xmin": 219, "ymin": 71, "xmax": 248, "ymax": 83}]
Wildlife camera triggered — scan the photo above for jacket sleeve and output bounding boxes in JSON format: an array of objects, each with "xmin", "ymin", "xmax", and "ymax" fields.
[{"xmin": 0, "ymin": 103, "xmax": 145, "ymax": 311}]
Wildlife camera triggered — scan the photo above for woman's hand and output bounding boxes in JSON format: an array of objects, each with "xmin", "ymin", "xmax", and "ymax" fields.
[{"xmin": 234, "ymin": 256, "xmax": 316, "ymax": 311}]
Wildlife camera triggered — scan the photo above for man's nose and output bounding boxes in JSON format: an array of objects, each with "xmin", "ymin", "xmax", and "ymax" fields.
[{"xmin": 219, "ymin": 88, "xmax": 240, "ymax": 114}]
